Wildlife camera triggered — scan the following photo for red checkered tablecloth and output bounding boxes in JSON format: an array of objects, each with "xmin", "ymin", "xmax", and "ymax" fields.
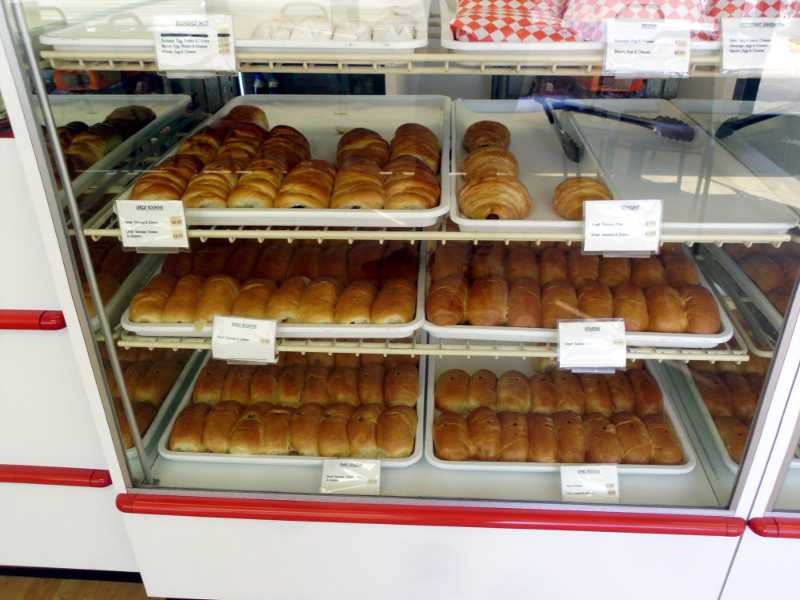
[
  {"xmin": 451, "ymin": 0, "xmax": 579, "ymax": 42},
  {"xmin": 698, "ymin": 0, "xmax": 800, "ymax": 39}
]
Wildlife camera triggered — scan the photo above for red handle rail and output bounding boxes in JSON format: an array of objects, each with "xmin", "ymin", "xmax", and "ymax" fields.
[
  {"xmin": 0, "ymin": 465, "xmax": 111, "ymax": 487},
  {"xmin": 749, "ymin": 517, "xmax": 800, "ymax": 538},
  {"xmin": 0, "ymin": 309, "xmax": 65, "ymax": 330},
  {"xmin": 118, "ymin": 494, "xmax": 745, "ymax": 537}
]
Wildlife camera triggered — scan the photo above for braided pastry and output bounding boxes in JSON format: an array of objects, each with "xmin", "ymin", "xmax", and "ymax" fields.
[
  {"xmin": 463, "ymin": 120, "xmax": 511, "ymax": 153},
  {"xmin": 458, "ymin": 177, "xmax": 532, "ymax": 220},
  {"xmin": 552, "ymin": 177, "xmax": 612, "ymax": 221}
]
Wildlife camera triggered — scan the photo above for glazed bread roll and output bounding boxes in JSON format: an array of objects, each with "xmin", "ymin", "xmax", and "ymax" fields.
[
  {"xmin": 196, "ymin": 275, "xmax": 239, "ymax": 324},
  {"xmin": 469, "ymin": 369, "xmax": 498, "ymax": 409},
  {"xmin": 607, "ymin": 372, "xmax": 635, "ymax": 413},
  {"xmin": 426, "ymin": 275, "xmax": 468, "ymax": 326},
  {"xmin": 430, "ymin": 243, "xmax": 471, "ymax": 281},
  {"xmin": 645, "ymin": 285, "xmax": 688, "ymax": 333},
  {"xmin": 385, "ymin": 364, "xmax": 419, "ymax": 407},
  {"xmin": 643, "ymin": 414, "xmax": 683, "ymax": 465},
  {"xmin": 231, "ymin": 280, "xmax": 276, "ymax": 319},
  {"xmin": 253, "ymin": 242, "xmax": 292, "ymax": 281},
  {"xmin": 250, "ymin": 364, "xmax": 279, "ymax": 404},
  {"xmin": 302, "ymin": 366, "xmax": 330, "ymax": 406},
  {"xmin": 264, "ymin": 276, "xmax": 308, "ymax": 322},
  {"xmin": 555, "ymin": 412, "xmax": 585, "ymax": 463},
  {"xmin": 611, "ymin": 413, "xmax": 653, "ymax": 464},
  {"xmin": 328, "ymin": 367, "xmax": 359, "ymax": 406},
  {"xmin": 553, "ymin": 177, "xmax": 612, "ymax": 220},
  {"xmin": 169, "ymin": 404, "xmax": 210, "ymax": 452},
  {"xmin": 463, "ymin": 120, "xmax": 511, "ymax": 153},
  {"xmin": 318, "ymin": 403, "xmax": 355, "ymax": 457},
  {"xmin": 741, "ymin": 255, "xmax": 783, "ymax": 292},
  {"xmin": 193, "ymin": 360, "xmax": 229, "ymax": 405},
  {"xmin": 584, "ymin": 415, "xmax": 622, "ymax": 463},
  {"xmin": 628, "ymin": 369, "xmax": 663, "ymax": 416},
  {"xmin": 541, "ymin": 280, "xmax": 579, "ymax": 329},
  {"xmin": 347, "ymin": 241, "xmax": 384, "ymax": 284},
  {"xmin": 507, "ymin": 278, "xmax": 541, "ymax": 328},
  {"xmin": 160, "ymin": 275, "xmax": 203, "ymax": 323},
  {"xmin": 458, "ymin": 177, "xmax": 532, "ymax": 220},
  {"xmin": 371, "ymin": 278, "xmax": 417, "ymax": 324},
  {"xmin": 525, "ymin": 414, "xmax": 555, "ymax": 462},
  {"xmin": 714, "ymin": 416, "xmax": 749, "ymax": 463},
  {"xmin": 359, "ymin": 364, "xmax": 385, "ymax": 406},
  {"xmin": 579, "ymin": 374, "xmax": 612, "ymax": 417},
  {"xmin": 377, "ymin": 406, "xmax": 417, "ymax": 458},
  {"xmin": 465, "ymin": 276, "xmax": 508, "ymax": 326},
  {"xmin": 568, "ymin": 250, "xmax": 599, "ymax": 287},
  {"xmin": 663, "ymin": 253, "xmax": 700, "ymax": 287},
  {"xmin": 297, "ymin": 277, "xmax": 339, "ymax": 324},
  {"xmin": 348, "ymin": 405, "xmax": 384, "ymax": 458},
  {"xmin": 202, "ymin": 401, "xmax": 243, "ymax": 453},
  {"xmin": 435, "ymin": 369, "xmax": 473, "ymax": 413},
  {"xmin": 539, "ymin": 248, "xmax": 568, "ymax": 285},
  {"xmin": 505, "ymin": 245, "xmax": 538, "ymax": 282},
  {"xmin": 529, "ymin": 374, "xmax": 558, "ymax": 415},
  {"xmin": 498, "ymin": 412, "xmax": 529, "ymax": 461},
  {"xmin": 434, "ymin": 412, "xmax": 472, "ymax": 461},
  {"xmin": 129, "ymin": 274, "xmax": 177, "ymax": 323},
  {"xmin": 276, "ymin": 365, "xmax": 305, "ymax": 408},
  {"xmin": 613, "ymin": 283, "xmax": 649, "ymax": 332},
  {"xmin": 630, "ymin": 257, "xmax": 667, "ymax": 288},
  {"xmin": 497, "ymin": 371, "xmax": 531, "ymax": 413},
  {"xmin": 577, "ymin": 281, "xmax": 614, "ymax": 320},
  {"xmin": 222, "ymin": 365, "xmax": 256, "ymax": 404},
  {"xmin": 552, "ymin": 371, "xmax": 585, "ymax": 414},
  {"xmin": 680, "ymin": 285, "xmax": 721, "ymax": 334},
  {"xmin": 290, "ymin": 403, "xmax": 323, "ymax": 456},
  {"xmin": 725, "ymin": 373, "xmax": 759, "ymax": 422},
  {"xmin": 260, "ymin": 405, "xmax": 291, "ymax": 455},
  {"xmin": 334, "ymin": 280, "xmax": 377, "ymax": 325},
  {"xmin": 468, "ymin": 407, "xmax": 501, "ymax": 461},
  {"xmin": 471, "ymin": 243, "xmax": 506, "ymax": 279},
  {"xmin": 464, "ymin": 146, "xmax": 519, "ymax": 183},
  {"xmin": 136, "ymin": 361, "xmax": 183, "ymax": 405},
  {"xmin": 599, "ymin": 257, "xmax": 631, "ymax": 288}
]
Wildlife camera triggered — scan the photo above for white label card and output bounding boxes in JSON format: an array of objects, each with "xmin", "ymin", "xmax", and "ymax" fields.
[
  {"xmin": 722, "ymin": 18, "xmax": 800, "ymax": 75},
  {"xmin": 211, "ymin": 316, "xmax": 277, "ymax": 364},
  {"xmin": 583, "ymin": 200, "xmax": 662, "ymax": 255},
  {"xmin": 153, "ymin": 14, "xmax": 236, "ymax": 73},
  {"xmin": 604, "ymin": 20, "xmax": 690, "ymax": 77},
  {"xmin": 116, "ymin": 200, "xmax": 189, "ymax": 250},
  {"xmin": 561, "ymin": 465, "xmax": 620, "ymax": 503},
  {"xmin": 320, "ymin": 460, "xmax": 381, "ymax": 495},
  {"xmin": 558, "ymin": 319, "xmax": 627, "ymax": 371}
]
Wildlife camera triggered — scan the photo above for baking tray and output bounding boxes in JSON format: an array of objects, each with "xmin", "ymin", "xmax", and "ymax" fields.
[
  {"xmin": 450, "ymin": 98, "xmax": 799, "ymax": 237},
  {"xmin": 124, "ymin": 349, "xmax": 205, "ymax": 461},
  {"xmin": 51, "ymin": 94, "xmax": 191, "ymax": 198},
  {"xmin": 114, "ymin": 94, "xmax": 450, "ymax": 228},
  {"xmin": 157, "ymin": 352, "xmax": 425, "ymax": 467},
  {"xmin": 423, "ymin": 245, "xmax": 734, "ymax": 349},
  {"xmin": 90, "ymin": 254, "xmax": 162, "ymax": 331},
  {"xmin": 120, "ymin": 242, "xmax": 427, "ymax": 340},
  {"xmin": 424, "ymin": 356, "xmax": 696, "ymax": 474},
  {"xmin": 438, "ymin": 0, "xmax": 719, "ymax": 53},
  {"xmin": 41, "ymin": 0, "xmax": 431, "ymax": 54}
]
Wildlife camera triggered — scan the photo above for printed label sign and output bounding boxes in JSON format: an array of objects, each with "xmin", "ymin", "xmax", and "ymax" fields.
[
  {"xmin": 117, "ymin": 200, "xmax": 189, "ymax": 250},
  {"xmin": 211, "ymin": 316, "xmax": 277, "ymax": 364},
  {"xmin": 722, "ymin": 18, "xmax": 800, "ymax": 75},
  {"xmin": 561, "ymin": 464, "xmax": 620, "ymax": 503},
  {"xmin": 321, "ymin": 460, "xmax": 381, "ymax": 495},
  {"xmin": 583, "ymin": 200, "xmax": 662, "ymax": 255},
  {"xmin": 558, "ymin": 319, "xmax": 627, "ymax": 371},
  {"xmin": 605, "ymin": 20, "xmax": 690, "ymax": 77},
  {"xmin": 154, "ymin": 14, "xmax": 236, "ymax": 73}
]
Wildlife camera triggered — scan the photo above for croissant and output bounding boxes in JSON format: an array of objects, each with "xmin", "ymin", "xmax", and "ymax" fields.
[
  {"xmin": 553, "ymin": 177, "xmax": 613, "ymax": 221},
  {"xmin": 463, "ymin": 120, "xmax": 511, "ymax": 152},
  {"xmin": 464, "ymin": 146, "xmax": 519, "ymax": 183},
  {"xmin": 458, "ymin": 177, "xmax": 532, "ymax": 220}
]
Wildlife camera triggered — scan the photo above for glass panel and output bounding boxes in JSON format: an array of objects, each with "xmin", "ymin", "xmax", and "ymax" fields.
[{"xmin": 6, "ymin": 0, "xmax": 800, "ymax": 511}]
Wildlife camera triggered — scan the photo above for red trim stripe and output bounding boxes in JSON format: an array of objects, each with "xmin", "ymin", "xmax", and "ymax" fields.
[
  {"xmin": 0, "ymin": 309, "xmax": 66, "ymax": 330},
  {"xmin": 118, "ymin": 494, "xmax": 744, "ymax": 536},
  {"xmin": 0, "ymin": 465, "xmax": 111, "ymax": 487},
  {"xmin": 749, "ymin": 517, "xmax": 800, "ymax": 538}
]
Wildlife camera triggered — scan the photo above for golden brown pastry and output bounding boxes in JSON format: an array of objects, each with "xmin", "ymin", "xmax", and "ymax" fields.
[
  {"xmin": 169, "ymin": 403, "xmax": 210, "ymax": 452},
  {"xmin": 264, "ymin": 276, "xmax": 308, "ymax": 322},
  {"xmin": 286, "ymin": 244, "xmax": 321, "ymax": 280},
  {"xmin": 435, "ymin": 369, "xmax": 474, "ymax": 413},
  {"xmin": 468, "ymin": 369, "xmax": 498, "ymax": 409},
  {"xmin": 464, "ymin": 146, "xmax": 519, "ymax": 183},
  {"xmin": 611, "ymin": 413, "xmax": 653, "ymax": 464},
  {"xmin": 607, "ymin": 372, "xmax": 636, "ymax": 413},
  {"xmin": 630, "ymin": 257, "xmax": 667, "ymax": 288},
  {"xmin": 302, "ymin": 366, "xmax": 330, "ymax": 406},
  {"xmin": 498, "ymin": 411, "xmax": 529, "ymax": 461},
  {"xmin": 463, "ymin": 120, "xmax": 511, "ymax": 153},
  {"xmin": 117, "ymin": 401, "xmax": 157, "ymax": 450},
  {"xmin": 337, "ymin": 128, "xmax": 390, "ymax": 167},
  {"xmin": 297, "ymin": 277, "xmax": 339, "ymax": 324},
  {"xmin": 196, "ymin": 275, "xmax": 240, "ymax": 324},
  {"xmin": 318, "ymin": 242, "xmax": 349, "ymax": 286},
  {"xmin": 202, "ymin": 401, "xmax": 243, "ymax": 453},
  {"xmin": 468, "ymin": 407, "xmax": 501, "ymax": 461},
  {"xmin": 129, "ymin": 274, "xmax": 177, "ymax": 323},
  {"xmin": 552, "ymin": 371, "xmax": 585, "ymax": 414},
  {"xmin": 663, "ymin": 253, "xmax": 700, "ymax": 287},
  {"xmin": 507, "ymin": 278, "xmax": 541, "ymax": 328},
  {"xmin": 221, "ymin": 365, "xmax": 256, "ymax": 404},
  {"xmin": 348, "ymin": 405, "xmax": 384, "ymax": 458},
  {"xmin": 527, "ymin": 414, "xmax": 558, "ymax": 462},
  {"xmin": 193, "ymin": 360, "xmax": 229, "ymax": 405},
  {"xmin": 226, "ymin": 105, "xmax": 269, "ymax": 130},
  {"xmin": 471, "ymin": 243, "xmax": 506, "ymax": 279},
  {"xmin": 328, "ymin": 367, "xmax": 359, "ymax": 406},
  {"xmin": 552, "ymin": 177, "xmax": 612, "ymax": 220},
  {"xmin": 358, "ymin": 364, "xmax": 385, "ymax": 406},
  {"xmin": 555, "ymin": 412, "xmax": 585, "ymax": 463},
  {"xmin": 584, "ymin": 415, "xmax": 622, "ymax": 463},
  {"xmin": 541, "ymin": 280, "xmax": 579, "ymax": 329},
  {"xmin": 628, "ymin": 369, "xmax": 663, "ymax": 416},
  {"xmin": 568, "ymin": 250, "xmax": 599, "ymax": 287},
  {"xmin": 377, "ymin": 405, "xmax": 417, "ymax": 458},
  {"xmin": 741, "ymin": 255, "xmax": 783, "ymax": 292},
  {"xmin": 384, "ymin": 364, "xmax": 418, "ymax": 407},
  {"xmin": 714, "ymin": 416, "xmax": 749, "ymax": 463},
  {"xmin": 371, "ymin": 279, "xmax": 417, "ymax": 324},
  {"xmin": 505, "ymin": 245, "xmax": 538, "ymax": 282},
  {"xmin": 645, "ymin": 285, "xmax": 688, "ymax": 333},
  {"xmin": 318, "ymin": 403, "xmax": 355, "ymax": 457},
  {"xmin": 430, "ymin": 243, "xmax": 471, "ymax": 282},
  {"xmin": 539, "ymin": 247, "xmax": 568, "ymax": 285},
  {"xmin": 466, "ymin": 276, "xmax": 508, "ymax": 326},
  {"xmin": 643, "ymin": 414, "xmax": 683, "ymax": 465},
  {"xmin": 458, "ymin": 177, "xmax": 532, "ymax": 220},
  {"xmin": 346, "ymin": 241, "xmax": 384, "ymax": 284},
  {"xmin": 252, "ymin": 242, "xmax": 292, "ymax": 281},
  {"xmin": 725, "ymin": 373, "xmax": 759, "ymax": 422},
  {"xmin": 496, "ymin": 371, "xmax": 530, "ymax": 413},
  {"xmin": 290, "ymin": 403, "xmax": 323, "ymax": 456},
  {"xmin": 426, "ymin": 275, "xmax": 468, "ymax": 326},
  {"xmin": 231, "ymin": 280, "xmax": 276, "ymax": 319},
  {"xmin": 250, "ymin": 364, "xmax": 279, "ymax": 405},
  {"xmin": 579, "ymin": 374, "xmax": 612, "ymax": 417},
  {"xmin": 613, "ymin": 283, "xmax": 649, "ymax": 332},
  {"xmin": 335, "ymin": 280, "xmax": 378, "ymax": 325},
  {"xmin": 529, "ymin": 374, "xmax": 558, "ymax": 415},
  {"xmin": 680, "ymin": 285, "xmax": 721, "ymax": 334},
  {"xmin": 598, "ymin": 257, "xmax": 631, "ymax": 288},
  {"xmin": 577, "ymin": 281, "xmax": 614, "ymax": 320},
  {"xmin": 276, "ymin": 364, "xmax": 305, "ymax": 408},
  {"xmin": 136, "ymin": 361, "xmax": 183, "ymax": 406},
  {"xmin": 434, "ymin": 412, "xmax": 472, "ymax": 461}
]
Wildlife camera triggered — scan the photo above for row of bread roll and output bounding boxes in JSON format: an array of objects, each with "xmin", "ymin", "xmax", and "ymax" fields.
[
  {"xmin": 552, "ymin": 177, "xmax": 613, "ymax": 221},
  {"xmin": 79, "ymin": 240, "xmax": 141, "ymax": 318},
  {"xmin": 169, "ymin": 401, "xmax": 417, "ymax": 458},
  {"xmin": 275, "ymin": 351, "xmax": 420, "ymax": 370},
  {"xmin": 435, "ymin": 368, "xmax": 663, "ymax": 417},
  {"xmin": 458, "ymin": 146, "xmax": 533, "ymax": 220},
  {"xmin": 728, "ymin": 245, "xmax": 800, "ymax": 316},
  {"xmin": 129, "ymin": 271, "xmax": 417, "ymax": 325},
  {"xmin": 161, "ymin": 240, "xmax": 417, "ymax": 286},
  {"xmin": 434, "ymin": 409, "xmax": 683, "ymax": 465},
  {"xmin": 191, "ymin": 361, "xmax": 419, "ymax": 408}
]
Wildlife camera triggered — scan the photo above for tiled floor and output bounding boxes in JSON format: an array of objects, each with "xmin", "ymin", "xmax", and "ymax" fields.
[{"xmin": 0, "ymin": 576, "xmax": 162, "ymax": 599}]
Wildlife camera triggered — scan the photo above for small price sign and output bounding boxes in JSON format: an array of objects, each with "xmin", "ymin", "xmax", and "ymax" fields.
[
  {"xmin": 153, "ymin": 14, "xmax": 236, "ymax": 73},
  {"xmin": 583, "ymin": 199, "xmax": 662, "ymax": 256},
  {"xmin": 558, "ymin": 319, "xmax": 627, "ymax": 372},
  {"xmin": 116, "ymin": 200, "xmax": 189, "ymax": 250},
  {"xmin": 561, "ymin": 465, "xmax": 620, "ymax": 503},
  {"xmin": 604, "ymin": 20, "xmax": 690, "ymax": 77},
  {"xmin": 211, "ymin": 316, "xmax": 277, "ymax": 364},
  {"xmin": 320, "ymin": 460, "xmax": 381, "ymax": 495}
]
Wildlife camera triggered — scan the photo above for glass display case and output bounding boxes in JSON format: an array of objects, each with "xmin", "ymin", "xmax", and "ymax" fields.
[{"xmin": 3, "ymin": 0, "xmax": 800, "ymax": 597}]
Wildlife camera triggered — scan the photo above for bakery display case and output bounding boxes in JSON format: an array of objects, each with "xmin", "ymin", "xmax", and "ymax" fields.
[{"xmin": 6, "ymin": 0, "xmax": 800, "ymax": 597}]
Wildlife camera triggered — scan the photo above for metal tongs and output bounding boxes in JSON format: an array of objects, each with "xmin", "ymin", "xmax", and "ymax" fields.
[
  {"xmin": 536, "ymin": 96, "xmax": 584, "ymax": 164},
  {"xmin": 715, "ymin": 113, "xmax": 780, "ymax": 139}
]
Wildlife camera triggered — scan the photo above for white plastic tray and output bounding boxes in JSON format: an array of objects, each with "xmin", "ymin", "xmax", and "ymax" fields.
[
  {"xmin": 450, "ymin": 98, "xmax": 799, "ymax": 238},
  {"xmin": 51, "ymin": 94, "xmax": 191, "ymax": 197},
  {"xmin": 120, "ymin": 242, "xmax": 426, "ymax": 339},
  {"xmin": 124, "ymin": 349, "xmax": 205, "ymax": 461},
  {"xmin": 424, "ymin": 356, "xmax": 696, "ymax": 474},
  {"xmin": 438, "ymin": 0, "xmax": 718, "ymax": 54},
  {"xmin": 157, "ymin": 352, "xmax": 425, "ymax": 467},
  {"xmin": 41, "ymin": 1, "xmax": 431, "ymax": 54},
  {"xmin": 90, "ymin": 255, "xmax": 162, "ymax": 331},
  {"xmin": 423, "ymin": 245, "xmax": 734, "ymax": 349},
  {"xmin": 703, "ymin": 244, "xmax": 785, "ymax": 331},
  {"xmin": 114, "ymin": 94, "xmax": 450, "ymax": 228}
]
